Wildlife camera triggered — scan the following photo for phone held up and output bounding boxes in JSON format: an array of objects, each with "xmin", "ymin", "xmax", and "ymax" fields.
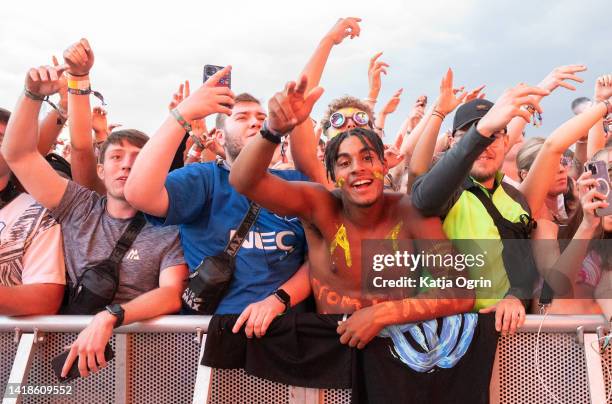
[
  {"xmin": 584, "ymin": 160, "xmax": 612, "ymax": 217},
  {"xmin": 203, "ymin": 64, "xmax": 231, "ymax": 88}
]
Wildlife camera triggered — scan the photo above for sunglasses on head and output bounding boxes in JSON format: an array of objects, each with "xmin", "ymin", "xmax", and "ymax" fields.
[{"xmin": 329, "ymin": 110, "xmax": 370, "ymax": 129}]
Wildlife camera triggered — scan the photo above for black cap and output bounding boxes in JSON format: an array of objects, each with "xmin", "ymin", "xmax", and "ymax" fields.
[{"xmin": 452, "ymin": 99, "xmax": 494, "ymax": 134}]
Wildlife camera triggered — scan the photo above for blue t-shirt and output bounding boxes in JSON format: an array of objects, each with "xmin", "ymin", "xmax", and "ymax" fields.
[{"xmin": 147, "ymin": 161, "xmax": 308, "ymax": 314}]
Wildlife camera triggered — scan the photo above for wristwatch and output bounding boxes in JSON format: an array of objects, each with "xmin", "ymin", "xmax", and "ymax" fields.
[
  {"xmin": 260, "ymin": 121, "xmax": 283, "ymax": 144},
  {"xmin": 273, "ymin": 289, "xmax": 291, "ymax": 314},
  {"xmin": 105, "ymin": 304, "xmax": 125, "ymax": 328}
]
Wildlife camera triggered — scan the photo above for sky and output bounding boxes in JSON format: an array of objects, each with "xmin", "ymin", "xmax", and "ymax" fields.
[{"xmin": 0, "ymin": 0, "xmax": 608, "ymax": 143}]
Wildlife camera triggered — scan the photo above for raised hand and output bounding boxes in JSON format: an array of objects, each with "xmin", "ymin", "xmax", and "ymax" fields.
[
  {"xmin": 407, "ymin": 97, "xmax": 426, "ymax": 130},
  {"xmin": 383, "ymin": 145, "xmax": 405, "ymax": 169},
  {"xmin": 538, "ymin": 64, "xmax": 586, "ymax": 93},
  {"xmin": 25, "ymin": 64, "xmax": 68, "ymax": 97},
  {"xmin": 92, "ymin": 106, "xmax": 109, "ymax": 136},
  {"xmin": 52, "ymin": 55, "xmax": 68, "ymax": 110},
  {"xmin": 63, "ymin": 38, "xmax": 94, "ymax": 76},
  {"xmin": 463, "ymin": 84, "xmax": 486, "ymax": 103},
  {"xmin": 368, "ymin": 52, "xmax": 389, "ymax": 101},
  {"xmin": 381, "ymin": 88, "xmax": 403, "ymax": 115},
  {"xmin": 267, "ymin": 75, "xmax": 324, "ymax": 134},
  {"xmin": 577, "ymin": 171, "xmax": 607, "ymax": 230},
  {"xmin": 435, "ymin": 68, "xmax": 466, "ymax": 116},
  {"xmin": 325, "ymin": 17, "xmax": 362, "ymax": 45},
  {"xmin": 476, "ymin": 83, "xmax": 550, "ymax": 137},
  {"xmin": 168, "ymin": 80, "xmax": 190, "ymax": 111},
  {"xmin": 176, "ymin": 66, "xmax": 235, "ymax": 121},
  {"xmin": 594, "ymin": 74, "xmax": 612, "ymax": 102}
]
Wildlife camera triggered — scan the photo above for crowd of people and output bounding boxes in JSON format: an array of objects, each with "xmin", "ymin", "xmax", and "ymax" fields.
[{"xmin": 1, "ymin": 17, "xmax": 612, "ymax": 403}]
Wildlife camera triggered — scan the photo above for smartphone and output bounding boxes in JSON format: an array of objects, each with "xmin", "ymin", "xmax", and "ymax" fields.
[
  {"xmin": 584, "ymin": 160, "xmax": 612, "ymax": 216},
  {"xmin": 203, "ymin": 64, "xmax": 231, "ymax": 88},
  {"xmin": 52, "ymin": 344, "xmax": 115, "ymax": 383}
]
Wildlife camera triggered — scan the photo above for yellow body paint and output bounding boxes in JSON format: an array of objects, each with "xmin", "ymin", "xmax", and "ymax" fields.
[
  {"xmin": 336, "ymin": 177, "xmax": 346, "ymax": 188},
  {"xmin": 373, "ymin": 171, "xmax": 385, "ymax": 181},
  {"xmin": 329, "ymin": 224, "xmax": 352, "ymax": 267},
  {"xmin": 385, "ymin": 220, "xmax": 403, "ymax": 251}
]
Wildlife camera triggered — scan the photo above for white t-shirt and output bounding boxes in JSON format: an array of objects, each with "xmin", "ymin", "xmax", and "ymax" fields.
[{"xmin": 0, "ymin": 193, "xmax": 65, "ymax": 286}]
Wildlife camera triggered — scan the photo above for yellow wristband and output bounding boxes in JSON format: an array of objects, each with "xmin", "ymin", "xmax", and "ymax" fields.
[{"xmin": 67, "ymin": 79, "xmax": 91, "ymax": 90}]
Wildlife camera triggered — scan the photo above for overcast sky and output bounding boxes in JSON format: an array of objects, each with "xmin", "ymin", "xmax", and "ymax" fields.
[{"xmin": 0, "ymin": 0, "xmax": 608, "ymax": 142}]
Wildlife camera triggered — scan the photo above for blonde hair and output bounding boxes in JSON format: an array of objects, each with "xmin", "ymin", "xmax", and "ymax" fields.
[{"xmin": 515, "ymin": 137, "xmax": 545, "ymax": 181}]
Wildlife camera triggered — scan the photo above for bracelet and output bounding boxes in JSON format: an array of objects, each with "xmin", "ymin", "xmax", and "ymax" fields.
[
  {"xmin": 260, "ymin": 121, "xmax": 283, "ymax": 144},
  {"xmin": 188, "ymin": 131, "xmax": 204, "ymax": 149},
  {"xmin": 170, "ymin": 109, "xmax": 192, "ymax": 132},
  {"xmin": 23, "ymin": 87, "xmax": 64, "ymax": 117},
  {"xmin": 364, "ymin": 97, "xmax": 377, "ymax": 104},
  {"xmin": 65, "ymin": 71, "xmax": 89, "ymax": 78},
  {"xmin": 66, "ymin": 87, "xmax": 107, "ymax": 106},
  {"xmin": 432, "ymin": 109, "xmax": 446, "ymax": 120},
  {"xmin": 187, "ymin": 147, "xmax": 201, "ymax": 159}
]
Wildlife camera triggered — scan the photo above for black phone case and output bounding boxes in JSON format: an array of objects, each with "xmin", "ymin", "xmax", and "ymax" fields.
[{"xmin": 51, "ymin": 344, "xmax": 115, "ymax": 383}]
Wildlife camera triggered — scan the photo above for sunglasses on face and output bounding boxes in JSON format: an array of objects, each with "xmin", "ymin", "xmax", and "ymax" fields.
[
  {"xmin": 329, "ymin": 110, "xmax": 370, "ymax": 129},
  {"xmin": 560, "ymin": 156, "xmax": 572, "ymax": 168}
]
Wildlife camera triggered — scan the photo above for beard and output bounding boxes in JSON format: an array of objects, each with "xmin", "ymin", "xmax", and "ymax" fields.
[
  {"xmin": 470, "ymin": 166, "xmax": 498, "ymax": 184},
  {"xmin": 224, "ymin": 134, "xmax": 244, "ymax": 162}
]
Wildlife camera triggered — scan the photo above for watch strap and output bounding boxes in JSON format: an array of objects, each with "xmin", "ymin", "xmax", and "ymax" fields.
[
  {"xmin": 273, "ymin": 289, "xmax": 290, "ymax": 313},
  {"xmin": 105, "ymin": 304, "xmax": 125, "ymax": 328}
]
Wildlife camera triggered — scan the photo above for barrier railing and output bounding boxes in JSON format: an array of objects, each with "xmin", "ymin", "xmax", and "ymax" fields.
[{"xmin": 0, "ymin": 314, "xmax": 609, "ymax": 404}]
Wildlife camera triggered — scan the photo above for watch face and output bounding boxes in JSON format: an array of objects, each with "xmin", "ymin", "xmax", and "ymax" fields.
[{"xmin": 107, "ymin": 304, "xmax": 122, "ymax": 315}]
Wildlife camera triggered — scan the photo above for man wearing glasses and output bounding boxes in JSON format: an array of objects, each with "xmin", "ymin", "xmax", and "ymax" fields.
[{"xmin": 411, "ymin": 94, "xmax": 546, "ymax": 335}]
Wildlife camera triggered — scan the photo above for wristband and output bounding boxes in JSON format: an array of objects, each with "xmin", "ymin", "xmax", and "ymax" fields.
[
  {"xmin": 170, "ymin": 109, "xmax": 193, "ymax": 132},
  {"xmin": 432, "ymin": 109, "xmax": 446, "ymax": 120},
  {"xmin": 65, "ymin": 71, "xmax": 89, "ymax": 78},
  {"xmin": 187, "ymin": 147, "xmax": 201, "ymax": 159},
  {"xmin": 23, "ymin": 87, "xmax": 64, "ymax": 116},
  {"xmin": 67, "ymin": 78, "xmax": 91, "ymax": 90},
  {"xmin": 188, "ymin": 131, "xmax": 204, "ymax": 149},
  {"xmin": 66, "ymin": 87, "xmax": 107, "ymax": 106},
  {"xmin": 364, "ymin": 97, "xmax": 377, "ymax": 104}
]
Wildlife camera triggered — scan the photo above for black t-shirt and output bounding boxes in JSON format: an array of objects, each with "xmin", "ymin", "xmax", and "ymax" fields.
[{"xmin": 203, "ymin": 313, "xmax": 499, "ymax": 404}]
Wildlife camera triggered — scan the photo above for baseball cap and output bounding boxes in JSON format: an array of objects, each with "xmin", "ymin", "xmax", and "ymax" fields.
[{"xmin": 452, "ymin": 99, "xmax": 494, "ymax": 134}]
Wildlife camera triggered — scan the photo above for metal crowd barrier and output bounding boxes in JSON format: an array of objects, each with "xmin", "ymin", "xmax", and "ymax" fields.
[{"xmin": 0, "ymin": 315, "xmax": 610, "ymax": 403}]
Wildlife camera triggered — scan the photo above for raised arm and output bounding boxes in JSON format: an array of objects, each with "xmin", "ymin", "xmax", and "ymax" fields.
[
  {"xmin": 364, "ymin": 51, "xmax": 388, "ymax": 111},
  {"xmin": 375, "ymin": 88, "xmax": 402, "ymax": 137},
  {"xmin": 230, "ymin": 76, "xmax": 327, "ymax": 221},
  {"xmin": 520, "ymin": 75, "xmax": 612, "ymax": 214},
  {"xmin": 532, "ymin": 171, "xmax": 605, "ymax": 298},
  {"xmin": 411, "ymin": 84, "xmax": 550, "ymax": 217},
  {"xmin": 587, "ymin": 75, "xmax": 612, "ymax": 158},
  {"xmin": 409, "ymin": 68, "xmax": 466, "ymax": 179},
  {"xmin": 124, "ymin": 67, "xmax": 234, "ymax": 217},
  {"xmin": 290, "ymin": 17, "xmax": 361, "ymax": 189},
  {"xmin": 2, "ymin": 65, "xmax": 69, "ymax": 210},
  {"xmin": 36, "ymin": 56, "xmax": 68, "ymax": 156},
  {"xmin": 62, "ymin": 39, "xmax": 106, "ymax": 193}
]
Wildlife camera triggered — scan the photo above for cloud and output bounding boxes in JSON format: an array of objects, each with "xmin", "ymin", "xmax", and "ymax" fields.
[{"xmin": 0, "ymin": 0, "xmax": 608, "ymax": 142}]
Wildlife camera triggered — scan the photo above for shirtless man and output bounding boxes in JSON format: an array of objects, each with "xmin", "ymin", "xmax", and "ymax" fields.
[{"xmin": 228, "ymin": 76, "xmax": 474, "ymax": 348}]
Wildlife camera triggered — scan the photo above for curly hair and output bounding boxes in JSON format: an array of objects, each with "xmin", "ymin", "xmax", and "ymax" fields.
[
  {"xmin": 320, "ymin": 96, "xmax": 374, "ymax": 137},
  {"xmin": 323, "ymin": 127, "xmax": 384, "ymax": 182}
]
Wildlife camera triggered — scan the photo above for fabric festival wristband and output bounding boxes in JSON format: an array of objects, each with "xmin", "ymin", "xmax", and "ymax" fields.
[
  {"xmin": 171, "ymin": 109, "xmax": 193, "ymax": 132},
  {"xmin": 23, "ymin": 87, "xmax": 63, "ymax": 116},
  {"xmin": 66, "ymin": 87, "xmax": 107, "ymax": 106}
]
